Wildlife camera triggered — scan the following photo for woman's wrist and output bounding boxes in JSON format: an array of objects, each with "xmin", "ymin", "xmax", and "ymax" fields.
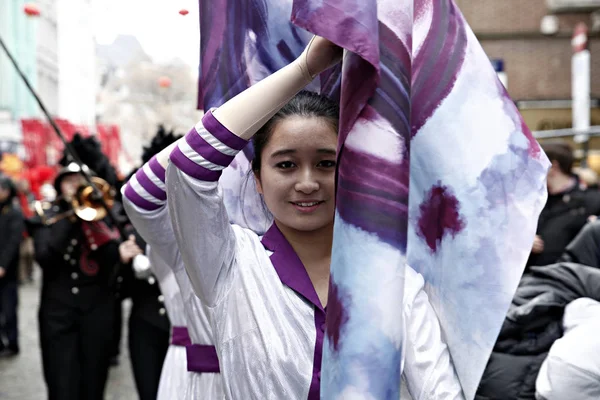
[
  {"xmin": 293, "ymin": 53, "xmax": 315, "ymax": 85},
  {"xmin": 156, "ymin": 142, "xmax": 179, "ymax": 169}
]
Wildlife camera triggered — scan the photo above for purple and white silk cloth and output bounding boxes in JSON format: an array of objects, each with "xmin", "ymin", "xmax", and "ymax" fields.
[{"xmin": 197, "ymin": 0, "xmax": 549, "ymax": 398}]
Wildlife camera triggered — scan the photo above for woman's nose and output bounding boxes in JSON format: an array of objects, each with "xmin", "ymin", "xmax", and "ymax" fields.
[{"xmin": 295, "ymin": 169, "xmax": 319, "ymax": 194}]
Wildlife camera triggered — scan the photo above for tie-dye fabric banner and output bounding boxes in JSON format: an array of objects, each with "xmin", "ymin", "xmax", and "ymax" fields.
[
  {"xmin": 407, "ymin": 2, "xmax": 549, "ymax": 397},
  {"xmin": 197, "ymin": 0, "xmax": 549, "ymax": 398}
]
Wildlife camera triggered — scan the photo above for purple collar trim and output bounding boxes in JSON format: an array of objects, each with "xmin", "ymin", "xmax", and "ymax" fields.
[
  {"xmin": 261, "ymin": 223, "xmax": 326, "ymax": 400},
  {"xmin": 261, "ymin": 223, "xmax": 324, "ymax": 312}
]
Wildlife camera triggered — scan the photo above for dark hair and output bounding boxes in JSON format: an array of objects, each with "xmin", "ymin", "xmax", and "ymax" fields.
[
  {"xmin": 251, "ymin": 90, "xmax": 339, "ymax": 174},
  {"xmin": 0, "ymin": 175, "xmax": 16, "ymax": 201},
  {"xmin": 542, "ymin": 140, "xmax": 574, "ymax": 174}
]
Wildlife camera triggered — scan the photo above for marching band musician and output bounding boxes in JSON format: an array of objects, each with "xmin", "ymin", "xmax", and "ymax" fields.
[
  {"xmin": 29, "ymin": 157, "xmax": 143, "ymax": 400},
  {"xmin": 0, "ymin": 175, "xmax": 25, "ymax": 357}
]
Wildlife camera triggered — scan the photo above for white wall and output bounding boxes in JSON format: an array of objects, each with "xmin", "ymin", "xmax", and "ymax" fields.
[
  {"xmin": 57, "ymin": 0, "xmax": 97, "ymax": 126},
  {"xmin": 36, "ymin": 0, "xmax": 60, "ymax": 116}
]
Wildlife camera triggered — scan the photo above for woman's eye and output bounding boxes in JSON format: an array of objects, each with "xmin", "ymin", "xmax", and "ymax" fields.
[
  {"xmin": 276, "ymin": 161, "xmax": 295, "ymax": 169},
  {"xmin": 318, "ymin": 160, "xmax": 337, "ymax": 168}
]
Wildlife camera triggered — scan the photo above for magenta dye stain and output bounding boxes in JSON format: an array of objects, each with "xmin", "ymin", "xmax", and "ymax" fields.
[
  {"xmin": 521, "ymin": 120, "xmax": 541, "ymax": 158},
  {"xmin": 417, "ymin": 183, "xmax": 465, "ymax": 252},
  {"xmin": 326, "ymin": 282, "xmax": 350, "ymax": 352}
]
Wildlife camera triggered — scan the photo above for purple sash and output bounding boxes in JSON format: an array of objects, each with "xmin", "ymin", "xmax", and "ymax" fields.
[
  {"xmin": 186, "ymin": 344, "xmax": 220, "ymax": 373},
  {"xmin": 170, "ymin": 326, "xmax": 192, "ymax": 347}
]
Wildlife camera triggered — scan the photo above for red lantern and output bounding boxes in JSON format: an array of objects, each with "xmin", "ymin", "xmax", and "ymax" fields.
[
  {"xmin": 179, "ymin": 9, "xmax": 189, "ymax": 16},
  {"xmin": 24, "ymin": 3, "xmax": 41, "ymax": 17},
  {"xmin": 158, "ymin": 76, "xmax": 172, "ymax": 88}
]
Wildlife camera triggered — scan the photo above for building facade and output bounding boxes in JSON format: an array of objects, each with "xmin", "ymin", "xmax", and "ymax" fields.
[
  {"xmin": 36, "ymin": 0, "xmax": 60, "ymax": 117},
  {"xmin": 57, "ymin": 0, "xmax": 96, "ymax": 126},
  {"xmin": 0, "ymin": 0, "xmax": 39, "ymax": 148},
  {"xmin": 457, "ymin": 0, "xmax": 600, "ymax": 162},
  {"xmin": 0, "ymin": 0, "xmax": 97, "ymax": 144},
  {"xmin": 457, "ymin": 0, "xmax": 600, "ymax": 101}
]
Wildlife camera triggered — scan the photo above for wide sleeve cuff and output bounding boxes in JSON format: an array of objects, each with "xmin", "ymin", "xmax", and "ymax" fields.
[
  {"xmin": 169, "ymin": 109, "xmax": 249, "ymax": 182},
  {"xmin": 123, "ymin": 156, "xmax": 167, "ymax": 211}
]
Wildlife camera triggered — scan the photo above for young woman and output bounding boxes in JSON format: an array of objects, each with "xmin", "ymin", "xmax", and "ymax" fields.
[
  {"xmin": 122, "ymin": 161, "xmax": 223, "ymax": 399},
  {"xmin": 164, "ymin": 37, "xmax": 464, "ymax": 399}
]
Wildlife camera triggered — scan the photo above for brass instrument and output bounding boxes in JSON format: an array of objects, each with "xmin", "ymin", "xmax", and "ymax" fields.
[{"xmin": 33, "ymin": 177, "xmax": 116, "ymax": 226}]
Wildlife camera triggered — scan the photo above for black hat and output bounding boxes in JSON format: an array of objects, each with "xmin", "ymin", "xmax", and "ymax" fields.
[
  {"xmin": 59, "ymin": 133, "xmax": 118, "ymax": 188},
  {"xmin": 53, "ymin": 162, "xmax": 94, "ymax": 193}
]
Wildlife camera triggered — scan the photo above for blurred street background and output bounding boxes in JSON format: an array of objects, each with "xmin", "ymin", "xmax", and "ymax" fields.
[{"xmin": 2, "ymin": 0, "xmax": 600, "ymax": 399}]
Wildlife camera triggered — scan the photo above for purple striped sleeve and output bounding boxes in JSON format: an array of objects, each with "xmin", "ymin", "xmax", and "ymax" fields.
[
  {"xmin": 202, "ymin": 110, "xmax": 248, "ymax": 151},
  {"xmin": 169, "ymin": 146, "xmax": 223, "ymax": 181},
  {"xmin": 148, "ymin": 157, "xmax": 166, "ymax": 183},
  {"xmin": 135, "ymin": 168, "xmax": 166, "ymax": 201},
  {"xmin": 124, "ymin": 184, "xmax": 162, "ymax": 211},
  {"xmin": 184, "ymin": 126, "xmax": 235, "ymax": 167},
  {"xmin": 169, "ymin": 111, "xmax": 249, "ymax": 181}
]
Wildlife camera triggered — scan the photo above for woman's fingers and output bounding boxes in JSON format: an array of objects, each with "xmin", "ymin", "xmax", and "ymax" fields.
[{"xmin": 304, "ymin": 36, "xmax": 343, "ymax": 77}]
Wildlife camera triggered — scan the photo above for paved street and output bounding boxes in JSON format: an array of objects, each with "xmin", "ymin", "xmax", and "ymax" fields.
[{"xmin": 0, "ymin": 274, "xmax": 137, "ymax": 400}]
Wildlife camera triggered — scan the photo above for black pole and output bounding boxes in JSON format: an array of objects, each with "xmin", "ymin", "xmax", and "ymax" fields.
[{"xmin": 0, "ymin": 35, "xmax": 127, "ymax": 241}]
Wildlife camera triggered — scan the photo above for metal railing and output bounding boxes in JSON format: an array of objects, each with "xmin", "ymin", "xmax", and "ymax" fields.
[
  {"xmin": 533, "ymin": 126, "xmax": 600, "ymax": 139},
  {"xmin": 546, "ymin": 0, "xmax": 600, "ymax": 13}
]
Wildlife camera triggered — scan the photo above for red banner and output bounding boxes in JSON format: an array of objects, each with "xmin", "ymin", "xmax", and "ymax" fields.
[
  {"xmin": 18, "ymin": 119, "xmax": 123, "ymax": 197},
  {"xmin": 20, "ymin": 119, "xmax": 121, "ymax": 170},
  {"xmin": 20, "ymin": 119, "xmax": 49, "ymax": 168}
]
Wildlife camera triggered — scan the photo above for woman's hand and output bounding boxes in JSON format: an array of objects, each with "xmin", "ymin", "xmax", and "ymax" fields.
[
  {"xmin": 156, "ymin": 142, "xmax": 178, "ymax": 169},
  {"xmin": 300, "ymin": 36, "xmax": 343, "ymax": 79},
  {"xmin": 531, "ymin": 235, "xmax": 544, "ymax": 254},
  {"xmin": 211, "ymin": 35, "xmax": 343, "ymax": 140},
  {"xmin": 119, "ymin": 235, "xmax": 143, "ymax": 263}
]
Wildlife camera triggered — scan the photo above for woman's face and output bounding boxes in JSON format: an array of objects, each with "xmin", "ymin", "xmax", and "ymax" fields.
[{"xmin": 255, "ymin": 116, "xmax": 337, "ymax": 233}]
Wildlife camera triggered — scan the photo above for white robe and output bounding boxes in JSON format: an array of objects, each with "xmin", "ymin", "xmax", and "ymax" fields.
[{"xmin": 148, "ymin": 251, "xmax": 190, "ymax": 400}]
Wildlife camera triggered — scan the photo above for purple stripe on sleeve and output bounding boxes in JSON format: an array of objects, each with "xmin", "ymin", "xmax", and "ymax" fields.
[
  {"xmin": 201, "ymin": 110, "xmax": 248, "ymax": 151},
  {"xmin": 135, "ymin": 169, "xmax": 166, "ymax": 201},
  {"xmin": 149, "ymin": 157, "xmax": 166, "ymax": 183},
  {"xmin": 169, "ymin": 146, "xmax": 222, "ymax": 181},
  {"xmin": 124, "ymin": 184, "xmax": 161, "ymax": 211},
  {"xmin": 184, "ymin": 127, "xmax": 235, "ymax": 167}
]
